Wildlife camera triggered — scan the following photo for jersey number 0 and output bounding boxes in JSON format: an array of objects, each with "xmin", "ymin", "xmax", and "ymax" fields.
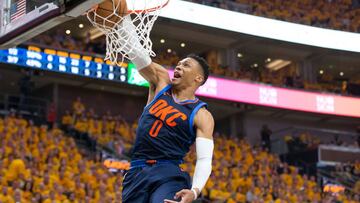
[{"xmin": 149, "ymin": 120, "xmax": 163, "ymax": 137}]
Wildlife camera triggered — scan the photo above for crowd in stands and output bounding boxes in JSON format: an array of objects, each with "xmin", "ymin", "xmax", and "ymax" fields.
[
  {"xmin": 284, "ymin": 132, "xmax": 360, "ymax": 153},
  {"xmin": 188, "ymin": 0, "xmax": 360, "ymax": 33},
  {"xmin": 1, "ymin": 95, "xmax": 360, "ymax": 202},
  {"xmin": 0, "ymin": 112, "xmax": 123, "ymax": 202},
  {"xmin": 58, "ymin": 97, "xmax": 358, "ymax": 202},
  {"xmin": 284, "ymin": 132, "xmax": 321, "ymax": 153},
  {"xmin": 61, "ymin": 97, "xmax": 136, "ymax": 157},
  {"xmin": 282, "ymin": 131, "xmax": 360, "ymax": 198},
  {"xmin": 29, "ymin": 31, "xmax": 104, "ymax": 56},
  {"xmin": 332, "ymin": 161, "xmax": 360, "ymax": 188},
  {"xmin": 182, "ymin": 134, "xmax": 360, "ymax": 202}
]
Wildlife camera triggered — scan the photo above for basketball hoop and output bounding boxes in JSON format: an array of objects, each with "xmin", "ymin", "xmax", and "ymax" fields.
[{"xmin": 86, "ymin": 0, "xmax": 169, "ymax": 65}]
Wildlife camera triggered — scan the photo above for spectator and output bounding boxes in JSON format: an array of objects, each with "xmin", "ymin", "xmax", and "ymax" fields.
[
  {"xmin": 261, "ymin": 124, "xmax": 272, "ymax": 151},
  {"xmin": 46, "ymin": 102, "xmax": 57, "ymax": 129},
  {"xmin": 72, "ymin": 97, "xmax": 85, "ymax": 118},
  {"xmin": 187, "ymin": 0, "xmax": 360, "ymax": 33},
  {"xmin": 61, "ymin": 110, "xmax": 73, "ymax": 129}
]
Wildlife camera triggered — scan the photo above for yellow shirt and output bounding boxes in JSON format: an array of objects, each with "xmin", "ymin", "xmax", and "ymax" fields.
[
  {"xmin": 23, "ymin": 191, "xmax": 32, "ymax": 201},
  {"xmin": 56, "ymin": 194, "xmax": 67, "ymax": 201},
  {"xmin": 19, "ymin": 119, "xmax": 27, "ymax": 128},
  {"xmin": 105, "ymin": 120, "xmax": 116, "ymax": 133},
  {"xmin": 62, "ymin": 115, "xmax": 73, "ymax": 125},
  {"xmin": 209, "ymin": 189, "xmax": 223, "ymax": 200},
  {"xmin": 75, "ymin": 188, "xmax": 86, "ymax": 199},
  {"xmin": 235, "ymin": 193, "xmax": 246, "ymax": 202},
  {"xmin": 6, "ymin": 159, "xmax": 26, "ymax": 181},
  {"xmin": 227, "ymin": 198, "xmax": 237, "ymax": 203},
  {"xmin": 75, "ymin": 120, "xmax": 88, "ymax": 133},
  {"xmin": 354, "ymin": 181, "xmax": 360, "ymax": 193},
  {"xmin": 63, "ymin": 200, "xmax": 79, "ymax": 203},
  {"xmin": 73, "ymin": 101, "xmax": 85, "ymax": 115},
  {"xmin": 0, "ymin": 194, "xmax": 14, "ymax": 203},
  {"xmin": 43, "ymin": 199, "xmax": 61, "ymax": 203}
]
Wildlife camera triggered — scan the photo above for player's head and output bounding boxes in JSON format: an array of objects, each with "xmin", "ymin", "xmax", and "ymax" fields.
[{"xmin": 172, "ymin": 54, "xmax": 209, "ymax": 88}]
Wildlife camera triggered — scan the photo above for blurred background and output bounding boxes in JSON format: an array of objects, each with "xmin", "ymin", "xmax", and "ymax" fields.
[{"xmin": 0, "ymin": 0, "xmax": 359, "ymax": 202}]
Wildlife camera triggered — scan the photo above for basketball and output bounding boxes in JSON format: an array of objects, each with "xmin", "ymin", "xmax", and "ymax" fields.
[{"xmin": 89, "ymin": 0, "xmax": 128, "ymax": 28}]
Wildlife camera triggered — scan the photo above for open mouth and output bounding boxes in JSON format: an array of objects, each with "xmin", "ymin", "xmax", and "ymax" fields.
[{"xmin": 173, "ymin": 71, "xmax": 182, "ymax": 79}]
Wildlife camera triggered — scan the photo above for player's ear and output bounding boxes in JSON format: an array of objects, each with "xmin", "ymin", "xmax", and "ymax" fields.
[{"xmin": 194, "ymin": 74, "xmax": 204, "ymax": 84}]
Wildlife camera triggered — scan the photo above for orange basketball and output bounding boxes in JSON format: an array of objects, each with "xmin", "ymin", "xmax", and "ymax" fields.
[{"xmin": 90, "ymin": 0, "xmax": 128, "ymax": 28}]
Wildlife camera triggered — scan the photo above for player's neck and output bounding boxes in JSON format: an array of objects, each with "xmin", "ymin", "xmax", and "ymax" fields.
[{"xmin": 171, "ymin": 86, "xmax": 196, "ymax": 102}]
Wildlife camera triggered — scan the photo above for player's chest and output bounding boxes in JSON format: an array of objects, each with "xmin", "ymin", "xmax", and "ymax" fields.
[{"xmin": 146, "ymin": 98, "xmax": 192, "ymax": 128}]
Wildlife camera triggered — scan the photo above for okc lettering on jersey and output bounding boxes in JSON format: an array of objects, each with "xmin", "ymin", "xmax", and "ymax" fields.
[
  {"xmin": 147, "ymin": 99, "xmax": 188, "ymax": 138},
  {"xmin": 149, "ymin": 99, "xmax": 188, "ymax": 127}
]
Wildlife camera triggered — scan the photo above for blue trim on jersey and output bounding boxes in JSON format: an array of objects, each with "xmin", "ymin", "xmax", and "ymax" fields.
[
  {"xmin": 144, "ymin": 84, "xmax": 172, "ymax": 109},
  {"xmin": 171, "ymin": 93, "xmax": 199, "ymax": 104},
  {"xmin": 189, "ymin": 102, "xmax": 207, "ymax": 137}
]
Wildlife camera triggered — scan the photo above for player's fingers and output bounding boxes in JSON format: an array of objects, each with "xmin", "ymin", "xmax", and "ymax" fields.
[
  {"xmin": 164, "ymin": 199, "xmax": 178, "ymax": 203},
  {"xmin": 174, "ymin": 190, "xmax": 186, "ymax": 199}
]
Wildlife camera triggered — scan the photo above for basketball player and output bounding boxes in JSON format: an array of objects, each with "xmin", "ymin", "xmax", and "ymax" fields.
[{"xmin": 119, "ymin": 16, "xmax": 215, "ymax": 203}]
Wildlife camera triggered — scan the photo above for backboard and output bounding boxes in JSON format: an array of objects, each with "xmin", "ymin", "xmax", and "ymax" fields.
[{"xmin": 0, "ymin": 0, "xmax": 103, "ymax": 49}]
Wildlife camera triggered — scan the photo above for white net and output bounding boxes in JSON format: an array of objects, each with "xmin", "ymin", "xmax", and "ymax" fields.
[{"xmin": 86, "ymin": 0, "xmax": 168, "ymax": 65}]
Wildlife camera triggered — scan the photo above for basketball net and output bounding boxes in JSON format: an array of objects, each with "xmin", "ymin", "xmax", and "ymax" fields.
[{"xmin": 86, "ymin": 0, "xmax": 169, "ymax": 65}]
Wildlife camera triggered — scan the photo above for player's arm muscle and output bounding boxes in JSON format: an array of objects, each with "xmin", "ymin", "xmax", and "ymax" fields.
[
  {"xmin": 139, "ymin": 62, "xmax": 171, "ymax": 103},
  {"xmin": 139, "ymin": 62, "xmax": 170, "ymax": 87},
  {"xmin": 194, "ymin": 108, "xmax": 214, "ymax": 140}
]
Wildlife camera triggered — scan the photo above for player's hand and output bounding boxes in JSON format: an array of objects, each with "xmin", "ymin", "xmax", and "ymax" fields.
[{"xmin": 164, "ymin": 189, "xmax": 195, "ymax": 203}]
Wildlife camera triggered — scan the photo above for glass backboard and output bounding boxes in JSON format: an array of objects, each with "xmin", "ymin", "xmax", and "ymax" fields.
[{"xmin": 0, "ymin": 0, "xmax": 102, "ymax": 49}]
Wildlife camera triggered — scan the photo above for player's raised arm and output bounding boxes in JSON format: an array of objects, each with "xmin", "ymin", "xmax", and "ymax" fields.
[
  {"xmin": 139, "ymin": 62, "xmax": 171, "ymax": 89},
  {"xmin": 119, "ymin": 15, "xmax": 170, "ymax": 90},
  {"xmin": 89, "ymin": 0, "xmax": 170, "ymax": 89}
]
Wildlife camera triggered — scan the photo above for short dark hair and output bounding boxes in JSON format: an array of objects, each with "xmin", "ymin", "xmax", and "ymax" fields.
[{"xmin": 187, "ymin": 54, "xmax": 209, "ymax": 85}]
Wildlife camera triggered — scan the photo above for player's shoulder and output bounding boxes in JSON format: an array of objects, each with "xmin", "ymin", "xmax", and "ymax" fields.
[
  {"xmin": 195, "ymin": 107, "xmax": 214, "ymax": 125},
  {"xmin": 197, "ymin": 107, "xmax": 212, "ymax": 117},
  {"xmin": 194, "ymin": 107, "xmax": 214, "ymax": 139}
]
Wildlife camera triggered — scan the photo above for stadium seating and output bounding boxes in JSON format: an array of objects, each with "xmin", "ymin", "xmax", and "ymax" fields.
[
  {"xmin": 188, "ymin": 0, "xmax": 360, "ymax": 33},
  {"xmin": 63, "ymin": 99, "xmax": 136, "ymax": 156},
  {"xmin": 1, "ymin": 99, "xmax": 359, "ymax": 202},
  {"xmin": 57, "ymin": 98, "xmax": 358, "ymax": 202},
  {"xmin": 181, "ymin": 134, "xmax": 357, "ymax": 202},
  {"xmin": 0, "ymin": 114, "xmax": 123, "ymax": 202}
]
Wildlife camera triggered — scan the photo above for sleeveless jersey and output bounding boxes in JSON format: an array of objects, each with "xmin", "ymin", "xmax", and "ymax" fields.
[{"xmin": 131, "ymin": 84, "xmax": 207, "ymax": 161}]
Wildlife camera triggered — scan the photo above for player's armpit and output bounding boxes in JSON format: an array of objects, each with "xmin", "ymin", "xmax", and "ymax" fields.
[{"xmin": 139, "ymin": 62, "xmax": 171, "ymax": 90}]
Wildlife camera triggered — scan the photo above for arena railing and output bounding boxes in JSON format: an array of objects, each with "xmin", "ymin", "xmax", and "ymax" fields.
[
  {"xmin": 0, "ymin": 93, "xmax": 49, "ymax": 122},
  {"xmin": 271, "ymin": 126, "xmax": 358, "ymax": 155},
  {"xmin": 317, "ymin": 167, "xmax": 358, "ymax": 195}
]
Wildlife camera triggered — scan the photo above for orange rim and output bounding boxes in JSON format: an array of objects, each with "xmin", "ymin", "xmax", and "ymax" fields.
[{"xmin": 127, "ymin": 0, "xmax": 170, "ymax": 14}]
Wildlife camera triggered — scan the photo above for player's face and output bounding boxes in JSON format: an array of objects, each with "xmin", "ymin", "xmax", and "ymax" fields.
[{"xmin": 172, "ymin": 58, "xmax": 204, "ymax": 87}]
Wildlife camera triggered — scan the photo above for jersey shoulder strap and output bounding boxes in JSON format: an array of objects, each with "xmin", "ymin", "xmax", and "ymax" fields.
[{"xmin": 188, "ymin": 101, "xmax": 208, "ymax": 137}]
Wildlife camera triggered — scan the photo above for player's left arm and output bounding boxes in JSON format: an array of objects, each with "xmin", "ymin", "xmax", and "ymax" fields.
[{"xmin": 164, "ymin": 108, "xmax": 214, "ymax": 203}]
